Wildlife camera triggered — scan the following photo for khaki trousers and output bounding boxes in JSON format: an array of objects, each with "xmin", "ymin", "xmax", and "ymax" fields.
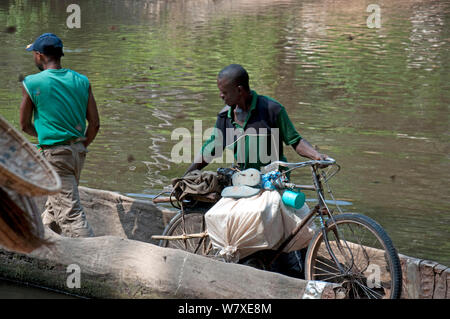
[{"xmin": 41, "ymin": 142, "xmax": 94, "ymax": 238}]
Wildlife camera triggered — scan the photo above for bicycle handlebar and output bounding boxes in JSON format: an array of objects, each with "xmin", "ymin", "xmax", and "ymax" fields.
[{"xmin": 261, "ymin": 157, "xmax": 336, "ymax": 173}]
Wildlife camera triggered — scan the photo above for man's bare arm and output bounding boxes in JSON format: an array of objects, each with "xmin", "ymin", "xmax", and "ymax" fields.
[
  {"xmin": 83, "ymin": 85, "xmax": 100, "ymax": 148},
  {"xmin": 292, "ymin": 138, "xmax": 327, "ymax": 161},
  {"xmin": 19, "ymin": 85, "xmax": 37, "ymax": 137}
]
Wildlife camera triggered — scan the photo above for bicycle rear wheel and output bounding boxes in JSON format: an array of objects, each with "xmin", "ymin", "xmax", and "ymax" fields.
[
  {"xmin": 305, "ymin": 213, "xmax": 402, "ymax": 299},
  {"xmin": 159, "ymin": 212, "xmax": 214, "ymax": 257}
]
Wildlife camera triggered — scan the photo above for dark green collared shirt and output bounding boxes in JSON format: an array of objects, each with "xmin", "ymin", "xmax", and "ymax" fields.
[{"xmin": 201, "ymin": 90, "xmax": 302, "ymax": 170}]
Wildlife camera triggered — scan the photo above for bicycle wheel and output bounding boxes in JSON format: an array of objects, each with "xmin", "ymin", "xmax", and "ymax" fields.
[
  {"xmin": 305, "ymin": 213, "xmax": 402, "ymax": 299},
  {"xmin": 159, "ymin": 212, "xmax": 214, "ymax": 257}
]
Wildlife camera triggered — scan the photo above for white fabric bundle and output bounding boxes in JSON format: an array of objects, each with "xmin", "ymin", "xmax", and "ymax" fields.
[{"xmin": 205, "ymin": 190, "xmax": 317, "ymax": 261}]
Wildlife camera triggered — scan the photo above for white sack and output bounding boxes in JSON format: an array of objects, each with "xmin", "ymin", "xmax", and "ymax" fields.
[
  {"xmin": 205, "ymin": 190, "xmax": 317, "ymax": 261},
  {"xmin": 279, "ymin": 199, "xmax": 317, "ymax": 253}
]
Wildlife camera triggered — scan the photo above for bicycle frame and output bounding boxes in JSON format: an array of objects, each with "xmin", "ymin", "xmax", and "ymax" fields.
[
  {"xmin": 266, "ymin": 161, "xmax": 339, "ymax": 266},
  {"xmin": 266, "ymin": 159, "xmax": 358, "ymax": 276}
]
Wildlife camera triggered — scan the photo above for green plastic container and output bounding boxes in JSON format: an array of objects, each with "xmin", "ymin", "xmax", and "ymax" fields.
[{"xmin": 282, "ymin": 190, "xmax": 306, "ymax": 209}]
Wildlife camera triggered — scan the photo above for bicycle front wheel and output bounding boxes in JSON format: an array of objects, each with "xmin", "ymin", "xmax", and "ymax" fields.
[{"xmin": 305, "ymin": 213, "xmax": 402, "ymax": 299}]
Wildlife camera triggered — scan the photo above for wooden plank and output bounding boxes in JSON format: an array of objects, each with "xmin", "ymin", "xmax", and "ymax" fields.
[
  {"xmin": 152, "ymin": 232, "xmax": 208, "ymax": 241},
  {"xmin": 404, "ymin": 256, "xmax": 421, "ymax": 299},
  {"xmin": 152, "ymin": 196, "xmax": 172, "ymax": 204},
  {"xmin": 446, "ymin": 268, "xmax": 450, "ymax": 299},
  {"xmin": 419, "ymin": 260, "xmax": 438, "ymax": 299},
  {"xmin": 433, "ymin": 264, "xmax": 448, "ymax": 299},
  {"xmin": 399, "ymin": 254, "xmax": 408, "ymax": 299}
]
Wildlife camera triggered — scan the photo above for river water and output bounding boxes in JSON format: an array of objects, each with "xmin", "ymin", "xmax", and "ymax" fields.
[
  {"xmin": 0, "ymin": 279, "xmax": 76, "ymax": 299},
  {"xmin": 0, "ymin": 0, "xmax": 449, "ymax": 296}
]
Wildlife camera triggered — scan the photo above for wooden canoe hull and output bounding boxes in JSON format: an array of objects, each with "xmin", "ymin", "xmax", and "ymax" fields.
[
  {"xmin": 0, "ymin": 186, "xmax": 448, "ymax": 299},
  {"xmin": 0, "ymin": 187, "xmax": 343, "ymax": 299}
]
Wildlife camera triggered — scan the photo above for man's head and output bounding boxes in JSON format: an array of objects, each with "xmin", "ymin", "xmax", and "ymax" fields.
[
  {"xmin": 217, "ymin": 64, "xmax": 251, "ymax": 107},
  {"xmin": 26, "ymin": 33, "xmax": 64, "ymax": 71}
]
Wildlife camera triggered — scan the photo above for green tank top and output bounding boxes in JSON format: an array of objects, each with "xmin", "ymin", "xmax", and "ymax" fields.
[{"xmin": 22, "ymin": 68, "xmax": 90, "ymax": 147}]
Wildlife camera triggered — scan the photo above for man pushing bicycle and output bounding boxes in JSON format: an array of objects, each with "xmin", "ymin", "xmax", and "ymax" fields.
[{"xmin": 182, "ymin": 64, "xmax": 330, "ymax": 278}]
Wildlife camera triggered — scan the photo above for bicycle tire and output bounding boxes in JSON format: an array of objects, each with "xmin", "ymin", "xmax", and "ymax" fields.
[
  {"xmin": 304, "ymin": 213, "xmax": 402, "ymax": 299},
  {"xmin": 159, "ymin": 212, "xmax": 214, "ymax": 257}
]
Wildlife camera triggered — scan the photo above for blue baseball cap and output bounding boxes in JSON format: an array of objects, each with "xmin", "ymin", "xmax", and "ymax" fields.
[{"xmin": 26, "ymin": 33, "xmax": 64, "ymax": 56}]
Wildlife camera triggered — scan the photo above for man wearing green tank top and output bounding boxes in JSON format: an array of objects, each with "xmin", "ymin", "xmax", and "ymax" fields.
[{"xmin": 20, "ymin": 33, "xmax": 100, "ymax": 238}]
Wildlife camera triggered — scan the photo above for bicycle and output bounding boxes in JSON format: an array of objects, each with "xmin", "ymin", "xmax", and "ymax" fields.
[{"xmin": 152, "ymin": 158, "xmax": 403, "ymax": 299}]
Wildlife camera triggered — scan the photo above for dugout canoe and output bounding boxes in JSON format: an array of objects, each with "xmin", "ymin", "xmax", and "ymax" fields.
[
  {"xmin": 0, "ymin": 115, "xmax": 61, "ymax": 196},
  {"xmin": 0, "ymin": 186, "xmax": 447, "ymax": 299},
  {"xmin": 0, "ymin": 115, "xmax": 61, "ymax": 254},
  {"xmin": 0, "ymin": 187, "xmax": 345, "ymax": 299}
]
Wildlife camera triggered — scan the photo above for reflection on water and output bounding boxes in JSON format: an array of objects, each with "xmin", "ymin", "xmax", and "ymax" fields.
[
  {"xmin": 0, "ymin": 0, "xmax": 448, "ymax": 272},
  {"xmin": 0, "ymin": 279, "xmax": 78, "ymax": 299}
]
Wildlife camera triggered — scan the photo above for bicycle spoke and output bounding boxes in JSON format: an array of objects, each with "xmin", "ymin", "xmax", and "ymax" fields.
[
  {"xmin": 338, "ymin": 226, "xmax": 369, "ymax": 272},
  {"xmin": 315, "ymin": 257, "xmax": 341, "ymax": 272},
  {"xmin": 354, "ymin": 280, "xmax": 384, "ymax": 299},
  {"xmin": 350, "ymin": 281, "xmax": 361, "ymax": 299},
  {"xmin": 355, "ymin": 282, "xmax": 372, "ymax": 299},
  {"xmin": 312, "ymin": 265, "xmax": 341, "ymax": 277},
  {"xmin": 349, "ymin": 245, "xmax": 367, "ymax": 273},
  {"xmin": 318, "ymin": 273, "xmax": 348, "ymax": 282},
  {"xmin": 352, "ymin": 280, "xmax": 373, "ymax": 299},
  {"xmin": 335, "ymin": 225, "xmax": 386, "ymax": 276}
]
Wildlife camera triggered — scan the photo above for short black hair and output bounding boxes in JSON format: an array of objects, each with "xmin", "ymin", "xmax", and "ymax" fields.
[
  {"xmin": 42, "ymin": 45, "xmax": 64, "ymax": 60},
  {"xmin": 218, "ymin": 64, "xmax": 250, "ymax": 91}
]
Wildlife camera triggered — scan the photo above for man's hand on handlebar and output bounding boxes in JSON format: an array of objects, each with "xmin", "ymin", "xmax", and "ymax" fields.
[
  {"xmin": 315, "ymin": 153, "xmax": 329, "ymax": 161},
  {"xmin": 311, "ymin": 153, "xmax": 330, "ymax": 168},
  {"xmin": 293, "ymin": 138, "xmax": 330, "ymax": 166}
]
